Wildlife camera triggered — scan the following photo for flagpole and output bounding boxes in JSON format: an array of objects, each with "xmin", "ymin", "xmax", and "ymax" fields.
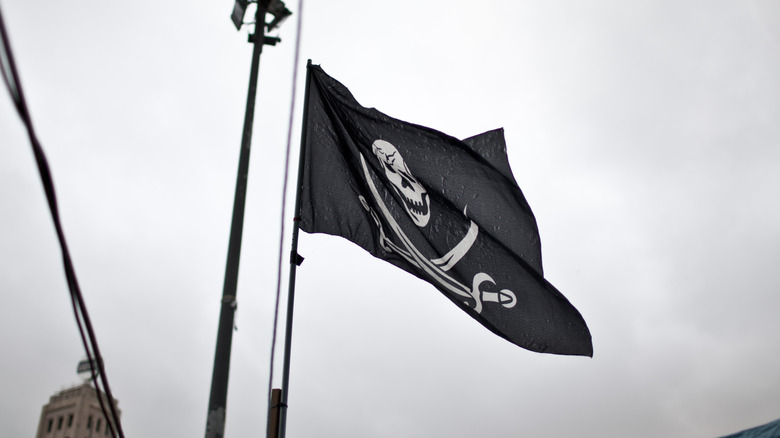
[
  {"xmin": 205, "ymin": 3, "xmax": 270, "ymax": 437},
  {"xmin": 273, "ymin": 59, "xmax": 313, "ymax": 438}
]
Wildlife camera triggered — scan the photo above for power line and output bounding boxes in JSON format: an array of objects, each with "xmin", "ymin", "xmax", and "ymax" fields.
[{"xmin": 0, "ymin": 5, "xmax": 124, "ymax": 437}]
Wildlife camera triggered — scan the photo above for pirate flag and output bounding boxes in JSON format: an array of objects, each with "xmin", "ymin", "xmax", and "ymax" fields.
[{"xmin": 298, "ymin": 63, "xmax": 592, "ymax": 356}]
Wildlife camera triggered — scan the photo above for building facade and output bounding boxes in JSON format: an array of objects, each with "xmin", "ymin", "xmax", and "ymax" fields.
[{"xmin": 35, "ymin": 383, "xmax": 121, "ymax": 438}]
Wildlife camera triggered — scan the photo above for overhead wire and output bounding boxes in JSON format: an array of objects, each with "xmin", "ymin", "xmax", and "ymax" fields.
[{"xmin": 0, "ymin": 4, "xmax": 124, "ymax": 437}]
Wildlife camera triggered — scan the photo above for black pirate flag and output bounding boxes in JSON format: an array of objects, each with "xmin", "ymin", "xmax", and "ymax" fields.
[{"xmin": 299, "ymin": 63, "xmax": 592, "ymax": 356}]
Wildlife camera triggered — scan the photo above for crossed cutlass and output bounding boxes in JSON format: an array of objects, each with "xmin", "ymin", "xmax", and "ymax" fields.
[{"xmin": 357, "ymin": 140, "xmax": 517, "ymax": 314}]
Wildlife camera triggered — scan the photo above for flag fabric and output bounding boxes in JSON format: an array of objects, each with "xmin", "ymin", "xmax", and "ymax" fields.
[{"xmin": 298, "ymin": 63, "xmax": 592, "ymax": 356}]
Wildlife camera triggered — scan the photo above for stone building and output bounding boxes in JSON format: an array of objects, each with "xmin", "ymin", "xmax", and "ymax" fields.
[{"xmin": 35, "ymin": 383, "xmax": 120, "ymax": 438}]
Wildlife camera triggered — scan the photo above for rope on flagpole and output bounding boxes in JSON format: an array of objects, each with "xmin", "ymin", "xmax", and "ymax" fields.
[{"xmin": 268, "ymin": 0, "xmax": 305, "ymax": 434}]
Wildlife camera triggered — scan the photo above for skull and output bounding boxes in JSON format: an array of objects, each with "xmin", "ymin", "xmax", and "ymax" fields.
[{"xmin": 372, "ymin": 139, "xmax": 430, "ymax": 227}]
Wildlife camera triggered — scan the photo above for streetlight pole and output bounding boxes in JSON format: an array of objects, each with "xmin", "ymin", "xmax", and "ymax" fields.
[{"xmin": 205, "ymin": 2, "xmax": 288, "ymax": 437}]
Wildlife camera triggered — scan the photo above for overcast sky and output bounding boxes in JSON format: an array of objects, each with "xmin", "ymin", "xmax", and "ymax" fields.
[{"xmin": 2, "ymin": 1, "xmax": 779, "ymax": 437}]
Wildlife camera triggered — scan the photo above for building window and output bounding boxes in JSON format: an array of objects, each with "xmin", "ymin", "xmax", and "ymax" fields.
[
  {"xmin": 87, "ymin": 415, "xmax": 92, "ymax": 429},
  {"xmin": 96, "ymin": 419, "xmax": 101, "ymax": 432},
  {"xmin": 47, "ymin": 419, "xmax": 53, "ymax": 433},
  {"xmin": 68, "ymin": 414, "xmax": 74, "ymax": 427},
  {"xmin": 57, "ymin": 416, "xmax": 63, "ymax": 430}
]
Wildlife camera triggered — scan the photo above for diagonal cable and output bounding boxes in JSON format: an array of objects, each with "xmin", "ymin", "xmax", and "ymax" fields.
[{"xmin": 0, "ymin": 5, "xmax": 124, "ymax": 437}]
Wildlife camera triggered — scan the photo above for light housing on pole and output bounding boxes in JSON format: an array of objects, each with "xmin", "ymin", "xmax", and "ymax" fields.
[
  {"xmin": 231, "ymin": 0, "xmax": 249, "ymax": 30},
  {"xmin": 263, "ymin": 0, "xmax": 292, "ymax": 31},
  {"xmin": 231, "ymin": 0, "xmax": 292, "ymax": 32}
]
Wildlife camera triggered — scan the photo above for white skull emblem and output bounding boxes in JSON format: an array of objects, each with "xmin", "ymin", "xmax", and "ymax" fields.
[{"xmin": 372, "ymin": 139, "xmax": 430, "ymax": 227}]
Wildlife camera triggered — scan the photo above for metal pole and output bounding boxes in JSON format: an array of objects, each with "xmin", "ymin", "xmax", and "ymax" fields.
[
  {"xmin": 276, "ymin": 60, "xmax": 313, "ymax": 438},
  {"xmin": 266, "ymin": 388, "xmax": 282, "ymax": 438},
  {"xmin": 205, "ymin": 4, "xmax": 267, "ymax": 438}
]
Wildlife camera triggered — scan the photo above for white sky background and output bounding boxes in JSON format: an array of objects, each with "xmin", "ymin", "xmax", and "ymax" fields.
[{"xmin": 1, "ymin": 0, "xmax": 779, "ymax": 437}]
